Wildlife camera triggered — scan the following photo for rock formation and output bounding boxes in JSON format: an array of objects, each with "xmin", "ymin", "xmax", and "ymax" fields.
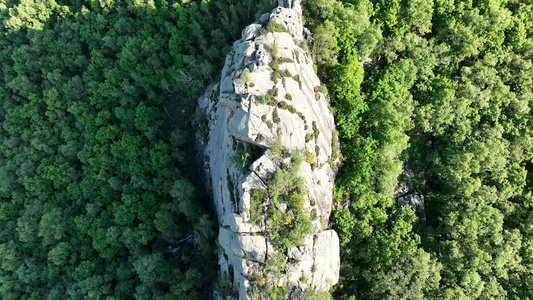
[
  {"xmin": 394, "ymin": 162, "xmax": 426, "ymax": 224},
  {"xmin": 197, "ymin": 1, "xmax": 340, "ymax": 298}
]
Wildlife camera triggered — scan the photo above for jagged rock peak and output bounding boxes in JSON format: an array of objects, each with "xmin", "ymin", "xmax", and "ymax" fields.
[
  {"xmin": 272, "ymin": 0, "xmax": 302, "ymax": 15},
  {"xmin": 197, "ymin": 2, "xmax": 340, "ymax": 299}
]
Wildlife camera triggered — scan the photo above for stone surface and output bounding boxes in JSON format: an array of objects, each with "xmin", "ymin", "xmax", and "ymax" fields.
[
  {"xmin": 311, "ymin": 230, "xmax": 340, "ymax": 291},
  {"xmin": 198, "ymin": 1, "xmax": 339, "ymax": 298}
]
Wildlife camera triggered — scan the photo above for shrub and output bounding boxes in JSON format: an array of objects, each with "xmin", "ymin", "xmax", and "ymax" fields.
[
  {"xmin": 285, "ymin": 93, "xmax": 292, "ymax": 101},
  {"xmin": 272, "ymin": 69, "xmax": 281, "ymax": 81},
  {"xmin": 285, "ymin": 193, "xmax": 305, "ymax": 212},
  {"xmin": 271, "ymin": 136, "xmax": 282, "ymax": 156},
  {"xmin": 273, "ymin": 109, "xmax": 281, "ymax": 124},
  {"xmin": 241, "ymin": 67, "xmax": 250, "ymax": 83},
  {"xmin": 269, "ymin": 42, "xmax": 279, "ymax": 58},
  {"xmin": 287, "ymin": 105, "xmax": 296, "ymax": 114},
  {"xmin": 260, "ymin": 22, "xmax": 288, "ymax": 35},
  {"xmin": 293, "ymin": 74, "xmax": 302, "ymax": 89},
  {"xmin": 260, "ymin": 94, "xmax": 272, "ymax": 104},
  {"xmin": 312, "ymin": 121, "xmax": 319, "ymax": 139},
  {"xmin": 266, "ymin": 150, "xmax": 312, "ymax": 252},
  {"xmin": 306, "ymin": 152, "xmax": 315, "ymax": 164},
  {"xmin": 230, "ymin": 143, "xmax": 252, "ymax": 172},
  {"xmin": 249, "ymin": 189, "xmax": 265, "ymax": 224},
  {"xmin": 294, "ymin": 49, "xmax": 300, "ymax": 63}
]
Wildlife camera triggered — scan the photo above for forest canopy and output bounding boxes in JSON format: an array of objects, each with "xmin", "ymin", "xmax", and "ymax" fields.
[
  {"xmin": 303, "ymin": 0, "xmax": 533, "ymax": 299},
  {"xmin": 0, "ymin": 0, "xmax": 532, "ymax": 299},
  {"xmin": 0, "ymin": 0, "xmax": 271, "ymax": 298}
]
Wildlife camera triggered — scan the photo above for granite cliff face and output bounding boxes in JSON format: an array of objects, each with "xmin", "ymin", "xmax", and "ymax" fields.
[{"xmin": 197, "ymin": 1, "xmax": 340, "ymax": 298}]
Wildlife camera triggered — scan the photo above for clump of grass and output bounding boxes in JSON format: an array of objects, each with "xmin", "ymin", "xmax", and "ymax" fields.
[
  {"xmin": 273, "ymin": 109, "xmax": 281, "ymax": 124},
  {"xmin": 241, "ymin": 67, "xmax": 250, "ymax": 83},
  {"xmin": 272, "ymin": 69, "xmax": 281, "ymax": 81},
  {"xmin": 260, "ymin": 22, "xmax": 288, "ymax": 35},
  {"xmin": 249, "ymin": 189, "xmax": 266, "ymax": 224},
  {"xmin": 261, "ymin": 94, "xmax": 272, "ymax": 104},
  {"xmin": 230, "ymin": 143, "xmax": 254, "ymax": 172},
  {"xmin": 269, "ymin": 42, "xmax": 279, "ymax": 58},
  {"xmin": 271, "ymin": 136, "xmax": 282, "ymax": 156},
  {"xmin": 294, "ymin": 50, "xmax": 300, "ymax": 63},
  {"xmin": 293, "ymin": 74, "xmax": 302, "ymax": 89}
]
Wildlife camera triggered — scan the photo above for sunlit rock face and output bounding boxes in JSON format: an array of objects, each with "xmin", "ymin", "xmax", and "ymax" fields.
[{"xmin": 197, "ymin": 1, "xmax": 340, "ymax": 298}]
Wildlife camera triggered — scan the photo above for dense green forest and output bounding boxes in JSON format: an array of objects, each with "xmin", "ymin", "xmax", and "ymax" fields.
[
  {"xmin": 303, "ymin": 0, "xmax": 533, "ymax": 299},
  {"xmin": 0, "ymin": 0, "xmax": 272, "ymax": 298},
  {"xmin": 1, "ymin": 0, "xmax": 532, "ymax": 299}
]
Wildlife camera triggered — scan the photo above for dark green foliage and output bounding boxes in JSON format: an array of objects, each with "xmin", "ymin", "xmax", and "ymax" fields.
[
  {"xmin": 0, "ymin": 0, "xmax": 272, "ymax": 298},
  {"xmin": 231, "ymin": 142, "xmax": 262, "ymax": 172},
  {"xmin": 305, "ymin": 0, "xmax": 533, "ymax": 299}
]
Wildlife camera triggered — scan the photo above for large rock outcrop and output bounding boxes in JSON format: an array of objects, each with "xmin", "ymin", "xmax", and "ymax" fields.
[{"xmin": 197, "ymin": 1, "xmax": 340, "ymax": 298}]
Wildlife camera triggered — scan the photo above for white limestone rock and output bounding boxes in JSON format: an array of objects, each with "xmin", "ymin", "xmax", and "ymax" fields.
[
  {"xmin": 242, "ymin": 24, "xmax": 262, "ymax": 41},
  {"xmin": 311, "ymin": 230, "xmax": 340, "ymax": 291},
  {"xmin": 198, "ymin": 1, "xmax": 340, "ymax": 299}
]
